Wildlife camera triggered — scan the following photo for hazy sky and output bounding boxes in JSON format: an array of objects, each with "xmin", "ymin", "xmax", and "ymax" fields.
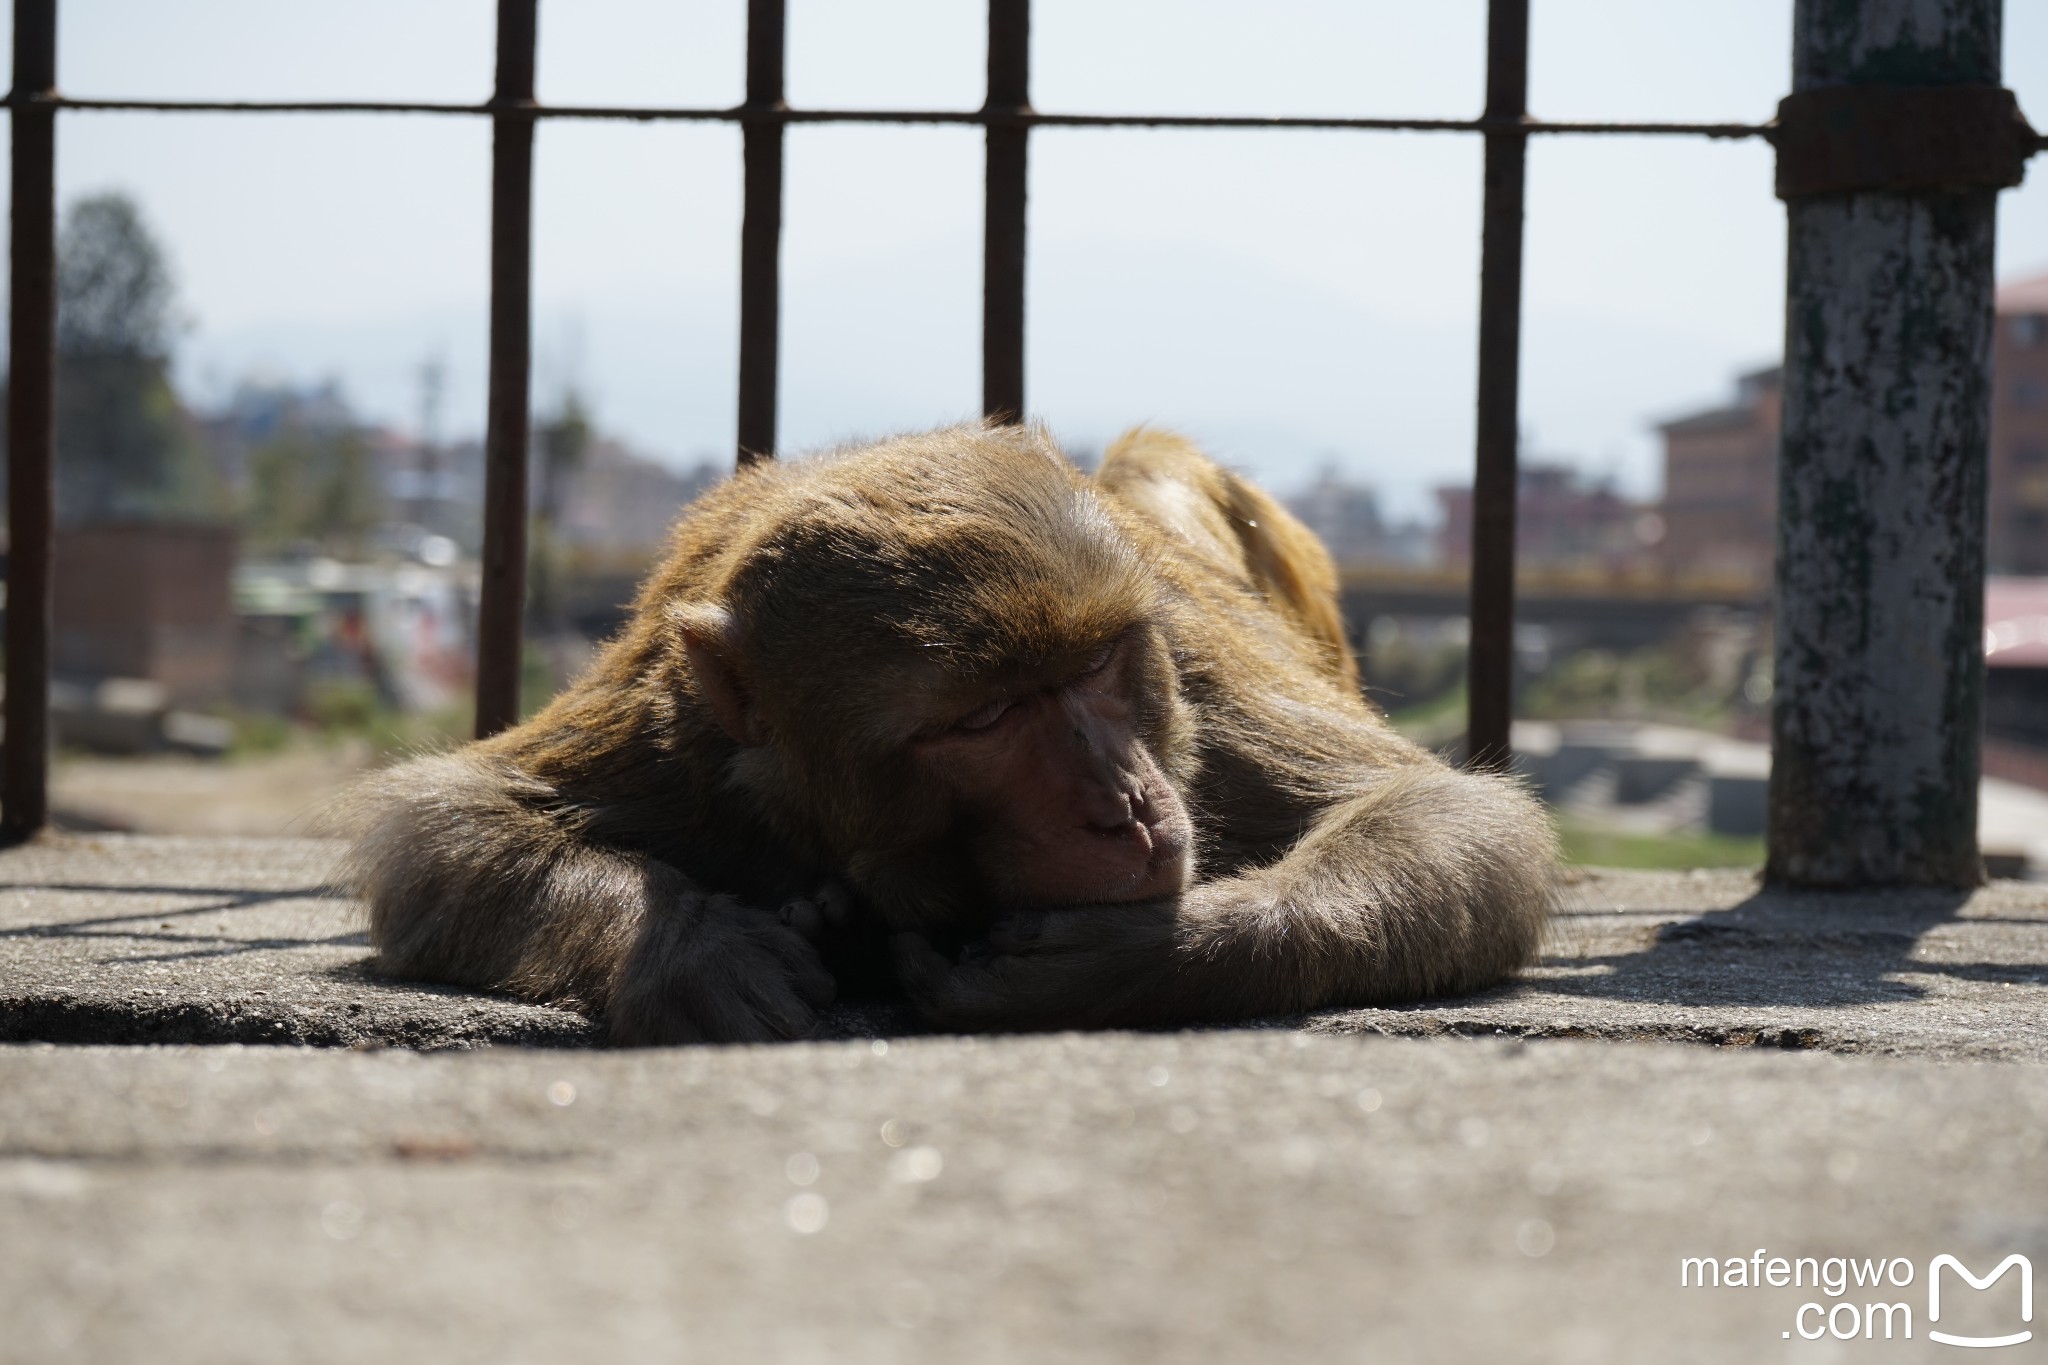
[{"xmin": 28, "ymin": 0, "xmax": 2048, "ymax": 516}]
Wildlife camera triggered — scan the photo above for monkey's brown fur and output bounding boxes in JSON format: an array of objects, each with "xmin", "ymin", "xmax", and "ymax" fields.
[{"xmin": 343, "ymin": 424, "xmax": 1555, "ymax": 1041}]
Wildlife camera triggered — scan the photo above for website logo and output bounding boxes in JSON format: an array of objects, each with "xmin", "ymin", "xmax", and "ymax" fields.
[
  {"xmin": 1928, "ymin": 1254, "xmax": 2032, "ymax": 1349},
  {"xmin": 1679, "ymin": 1249, "xmax": 2034, "ymax": 1346}
]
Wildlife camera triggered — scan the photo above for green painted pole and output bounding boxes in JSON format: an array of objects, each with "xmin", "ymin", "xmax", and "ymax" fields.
[{"xmin": 1768, "ymin": 0, "xmax": 2006, "ymax": 886}]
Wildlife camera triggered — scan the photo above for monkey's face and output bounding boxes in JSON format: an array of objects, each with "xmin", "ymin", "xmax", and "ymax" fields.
[
  {"xmin": 675, "ymin": 426, "xmax": 1201, "ymax": 933},
  {"xmin": 902, "ymin": 624, "xmax": 1195, "ymax": 915},
  {"xmin": 744, "ymin": 579, "xmax": 1202, "ymax": 936}
]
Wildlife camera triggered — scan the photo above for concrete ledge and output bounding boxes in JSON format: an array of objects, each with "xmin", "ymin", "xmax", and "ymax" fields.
[
  {"xmin": 3, "ymin": 835, "xmax": 2047, "ymax": 1060},
  {"xmin": 1327, "ymin": 867, "xmax": 2048, "ymax": 1062},
  {"xmin": 0, "ymin": 836, "xmax": 599, "ymax": 1050},
  {"xmin": 8, "ymin": 1036, "xmax": 2048, "ymax": 1363}
]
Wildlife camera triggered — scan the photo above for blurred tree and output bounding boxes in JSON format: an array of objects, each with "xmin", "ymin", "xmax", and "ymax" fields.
[
  {"xmin": 49, "ymin": 192, "xmax": 224, "ymax": 525},
  {"xmin": 529, "ymin": 389, "xmax": 593, "ymax": 632},
  {"xmin": 243, "ymin": 426, "xmax": 380, "ymax": 557},
  {"xmin": 57, "ymin": 192, "xmax": 176, "ymax": 357}
]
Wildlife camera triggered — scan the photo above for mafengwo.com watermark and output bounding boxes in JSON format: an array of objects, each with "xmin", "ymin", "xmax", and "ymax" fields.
[{"xmin": 1681, "ymin": 1251, "xmax": 2032, "ymax": 1347}]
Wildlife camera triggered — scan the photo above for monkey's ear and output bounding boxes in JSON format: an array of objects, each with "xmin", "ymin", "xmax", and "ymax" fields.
[{"xmin": 667, "ymin": 601, "xmax": 763, "ymax": 746}]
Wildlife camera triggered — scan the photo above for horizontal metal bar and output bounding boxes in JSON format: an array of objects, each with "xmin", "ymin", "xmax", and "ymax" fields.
[
  {"xmin": 4, "ymin": 92, "xmax": 1775, "ymax": 138},
  {"xmin": 1031, "ymin": 113, "xmax": 1769, "ymax": 137}
]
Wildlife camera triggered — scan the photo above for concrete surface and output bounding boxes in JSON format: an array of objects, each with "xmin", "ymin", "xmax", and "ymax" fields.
[
  {"xmin": 5, "ymin": 834, "xmax": 2048, "ymax": 1363},
  {"xmin": 9, "ymin": 1036, "xmax": 2048, "ymax": 1364},
  {"xmin": 51, "ymin": 746, "xmax": 376, "ymax": 838},
  {"xmin": 0, "ymin": 836, "xmax": 595, "ymax": 1050},
  {"xmin": 7, "ymin": 834, "xmax": 2048, "ymax": 1059}
]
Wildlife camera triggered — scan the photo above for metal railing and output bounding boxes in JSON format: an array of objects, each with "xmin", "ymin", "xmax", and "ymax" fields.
[{"xmin": 7, "ymin": 0, "xmax": 2014, "ymax": 856}]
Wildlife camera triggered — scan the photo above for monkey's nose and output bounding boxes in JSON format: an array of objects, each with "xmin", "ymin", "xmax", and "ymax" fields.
[{"xmin": 1077, "ymin": 782, "xmax": 1135, "ymax": 831}]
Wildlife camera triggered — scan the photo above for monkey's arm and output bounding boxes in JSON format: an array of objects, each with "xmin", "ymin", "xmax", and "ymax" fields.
[
  {"xmin": 343, "ymin": 750, "xmax": 838, "ymax": 1044},
  {"xmin": 896, "ymin": 762, "xmax": 1555, "ymax": 1031}
]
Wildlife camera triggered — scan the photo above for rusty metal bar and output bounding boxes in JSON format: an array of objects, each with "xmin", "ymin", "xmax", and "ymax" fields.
[
  {"xmin": 3, "ymin": 0, "xmax": 56, "ymax": 839},
  {"xmin": 1765, "ymin": 0, "xmax": 2003, "ymax": 888},
  {"xmin": 474, "ymin": 0, "xmax": 538, "ymax": 739},
  {"xmin": 736, "ymin": 0, "xmax": 787, "ymax": 464},
  {"xmin": 982, "ymin": 0, "xmax": 1030, "ymax": 422},
  {"xmin": 1463, "ymin": 0, "xmax": 1529, "ymax": 773},
  {"xmin": 14, "ymin": 94, "xmax": 1777, "ymax": 140}
]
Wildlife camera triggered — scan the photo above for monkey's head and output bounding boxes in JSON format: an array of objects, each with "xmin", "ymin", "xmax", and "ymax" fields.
[{"xmin": 668, "ymin": 424, "xmax": 1200, "ymax": 932}]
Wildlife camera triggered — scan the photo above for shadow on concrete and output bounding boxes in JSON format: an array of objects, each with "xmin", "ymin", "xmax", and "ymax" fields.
[
  {"xmin": 0, "ymin": 883, "xmax": 360, "ymax": 964},
  {"xmin": 7, "ymin": 846, "xmax": 2047, "ymax": 1055},
  {"xmin": 0, "ymin": 882, "xmax": 338, "ymax": 919},
  {"xmin": 1532, "ymin": 886, "xmax": 2048, "ymax": 1010},
  {"xmin": 319, "ymin": 957, "xmax": 928, "ymax": 1044}
]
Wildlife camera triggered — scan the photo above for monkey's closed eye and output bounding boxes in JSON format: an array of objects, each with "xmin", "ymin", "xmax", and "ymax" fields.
[{"xmin": 955, "ymin": 697, "xmax": 1015, "ymax": 732}]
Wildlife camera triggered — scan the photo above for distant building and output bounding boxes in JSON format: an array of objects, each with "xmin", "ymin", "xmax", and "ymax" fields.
[
  {"xmin": 1986, "ymin": 575, "xmax": 2048, "ymax": 786},
  {"xmin": 555, "ymin": 439, "xmax": 723, "ymax": 561},
  {"xmin": 371, "ymin": 428, "xmax": 719, "ymax": 560},
  {"xmin": 54, "ymin": 524, "xmax": 237, "ymax": 705},
  {"xmin": 1656, "ymin": 367, "xmax": 1780, "ymax": 586},
  {"xmin": 196, "ymin": 379, "xmax": 724, "ymax": 561},
  {"xmin": 1657, "ymin": 270, "xmax": 2048, "ymax": 582},
  {"xmin": 197, "ymin": 378, "xmax": 357, "ymax": 494},
  {"xmin": 1435, "ymin": 462, "xmax": 1654, "ymax": 572},
  {"xmin": 373, "ymin": 432, "xmax": 486, "ymax": 552},
  {"xmin": 234, "ymin": 557, "xmax": 480, "ymax": 716},
  {"xmin": 1993, "ymin": 272, "xmax": 2048, "ymax": 575},
  {"xmin": 1286, "ymin": 467, "xmax": 1434, "ymax": 568}
]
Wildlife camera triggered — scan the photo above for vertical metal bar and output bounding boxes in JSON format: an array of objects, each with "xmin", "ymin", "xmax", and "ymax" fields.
[
  {"xmin": 4, "ymin": 0, "xmax": 57, "ymax": 838},
  {"xmin": 1767, "ymin": 0, "xmax": 2001, "ymax": 887},
  {"xmin": 736, "ymin": 0, "xmax": 786, "ymax": 464},
  {"xmin": 1464, "ymin": 0, "xmax": 1529, "ymax": 771},
  {"xmin": 982, "ymin": 0, "xmax": 1029, "ymax": 422},
  {"xmin": 474, "ymin": 0, "xmax": 537, "ymax": 739}
]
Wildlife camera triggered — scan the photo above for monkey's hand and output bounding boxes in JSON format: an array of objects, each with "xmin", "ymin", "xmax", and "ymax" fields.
[
  {"xmin": 607, "ymin": 888, "xmax": 841, "ymax": 1045},
  {"xmin": 900, "ymin": 763, "xmax": 1556, "ymax": 1031},
  {"xmin": 892, "ymin": 898, "xmax": 1202, "ymax": 1032}
]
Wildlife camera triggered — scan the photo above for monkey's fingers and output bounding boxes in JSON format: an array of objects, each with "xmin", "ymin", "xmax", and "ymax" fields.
[
  {"xmin": 775, "ymin": 882, "xmax": 855, "ymax": 942},
  {"xmin": 750, "ymin": 919, "xmax": 838, "ymax": 1009},
  {"xmin": 686, "ymin": 979, "xmax": 804, "ymax": 1043},
  {"xmin": 736, "ymin": 970, "xmax": 822, "ymax": 1040},
  {"xmin": 812, "ymin": 881, "xmax": 854, "ymax": 929},
  {"xmin": 777, "ymin": 897, "xmax": 825, "ymax": 941},
  {"xmin": 688, "ymin": 943, "xmax": 816, "ymax": 1041},
  {"xmin": 890, "ymin": 933, "xmax": 955, "ymax": 995},
  {"xmin": 656, "ymin": 911, "xmax": 832, "ymax": 1042},
  {"xmin": 891, "ymin": 933, "xmax": 981, "ymax": 1008},
  {"xmin": 891, "ymin": 934, "xmax": 1015, "ymax": 1030}
]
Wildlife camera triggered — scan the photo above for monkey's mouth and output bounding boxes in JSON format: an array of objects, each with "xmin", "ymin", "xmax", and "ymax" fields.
[
  {"xmin": 973, "ymin": 809, "xmax": 1193, "ymax": 911},
  {"xmin": 1089, "ymin": 817, "xmax": 1191, "ymax": 903}
]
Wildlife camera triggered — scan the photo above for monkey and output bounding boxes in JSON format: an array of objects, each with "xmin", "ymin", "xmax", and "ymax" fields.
[{"xmin": 342, "ymin": 423, "xmax": 1556, "ymax": 1042}]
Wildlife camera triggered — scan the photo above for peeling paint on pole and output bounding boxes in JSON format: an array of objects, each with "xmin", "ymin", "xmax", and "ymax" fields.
[{"xmin": 1768, "ymin": 0, "xmax": 2002, "ymax": 888}]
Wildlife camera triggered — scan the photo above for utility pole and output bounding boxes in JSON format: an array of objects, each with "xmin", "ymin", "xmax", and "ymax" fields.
[
  {"xmin": 1768, "ymin": 0, "xmax": 2036, "ymax": 886},
  {"xmin": 415, "ymin": 354, "xmax": 446, "ymax": 536}
]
